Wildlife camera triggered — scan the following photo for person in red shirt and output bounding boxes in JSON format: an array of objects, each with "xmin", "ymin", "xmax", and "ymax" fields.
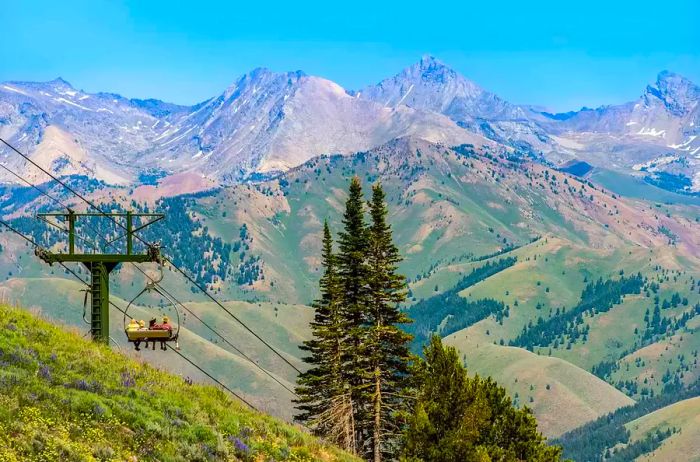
[{"xmin": 150, "ymin": 316, "xmax": 173, "ymax": 350}]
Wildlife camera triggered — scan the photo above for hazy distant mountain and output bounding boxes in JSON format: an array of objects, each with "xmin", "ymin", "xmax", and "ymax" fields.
[
  {"xmin": 162, "ymin": 67, "xmax": 488, "ymax": 180},
  {"xmin": 358, "ymin": 55, "xmax": 554, "ymax": 152},
  {"xmin": 538, "ymin": 71, "xmax": 700, "ymax": 191},
  {"xmin": 359, "ymin": 55, "xmax": 524, "ymax": 120},
  {"xmin": 0, "ymin": 68, "xmax": 488, "ymax": 185},
  {"xmin": 543, "ymin": 71, "xmax": 699, "ymax": 142},
  {"xmin": 0, "ymin": 78, "xmax": 189, "ymax": 184},
  {"xmin": 1, "ymin": 60, "xmax": 698, "ymax": 190}
]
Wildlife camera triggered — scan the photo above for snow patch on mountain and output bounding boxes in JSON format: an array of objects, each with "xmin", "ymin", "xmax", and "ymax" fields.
[{"xmin": 637, "ymin": 127, "xmax": 666, "ymax": 137}]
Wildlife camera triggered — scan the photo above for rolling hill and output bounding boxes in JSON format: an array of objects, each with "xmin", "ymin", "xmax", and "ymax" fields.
[
  {"xmin": 0, "ymin": 134, "xmax": 699, "ymax": 458},
  {"xmin": 0, "ymin": 137, "xmax": 700, "ymax": 458},
  {"xmin": 442, "ymin": 335, "xmax": 635, "ymax": 438},
  {"xmin": 629, "ymin": 397, "xmax": 700, "ymax": 461},
  {"xmin": 0, "ymin": 303, "xmax": 356, "ymax": 461}
]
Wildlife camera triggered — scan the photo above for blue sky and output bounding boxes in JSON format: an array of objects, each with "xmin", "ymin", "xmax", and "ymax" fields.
[{"xmin": 2, "ymin": 0, "xmax": 698, "ymax": 111}]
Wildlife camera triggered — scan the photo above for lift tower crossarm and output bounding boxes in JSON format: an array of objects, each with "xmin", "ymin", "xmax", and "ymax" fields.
[{"xmin": 34, "ymin": 210, "xmax": 165, "ymax": 343}]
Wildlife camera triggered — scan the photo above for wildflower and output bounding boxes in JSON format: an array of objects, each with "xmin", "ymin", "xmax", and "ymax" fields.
[
  {"xmin": 232, "ymin": 437, "xmax": 249, "ymax": 455},
  {"xmin": 37, "ymin": 364, "xmax": 51, "ymax": 381},
  {"xmin": 73, "ymin": 379, "xmax": 90, "ymax": 391},
  {"xmin": 121, "ymin": 371, "xmax": 136, "ymax": 388},
  {"xmin": 93, "ymin": 404, "xmax": 106, "ymax": 417}
]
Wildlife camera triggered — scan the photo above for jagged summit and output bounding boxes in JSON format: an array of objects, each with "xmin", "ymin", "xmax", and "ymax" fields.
[
  {"xmin": 49, "ymin": 77, "xmax": 73, "ymax": 87},
  {"xmin": 644, "ymin": 70, "xmax": 699, "ymax": 116},
  {"xmin": 407, "ymin": 55, "xmax": 462, "ymax": 83},
  {"xmin": 1, "ymin": 61, "xmax": 698, "ymax": 189},
  {"xmin": 1, "ymin": 61, "xmax": 482, "ymax": 184},
  {"xmin": 360, "ymin": 56, "xmax": 481, "ymax": 112},
  {"xmin": 359, "ymin": 56, "xmax": 529, "ymax": 125}
]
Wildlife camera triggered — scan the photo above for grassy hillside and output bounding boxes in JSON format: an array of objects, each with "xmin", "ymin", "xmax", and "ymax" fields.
[
  {"xmin": 630, "ymin": 397, "xmax": 700, "ymax": 461},
  {"xmin": 0, "ymin": 276, "xmax": 310, "ymax": 420},
  {"xmin": 432, "ymin": 235, "xmax": 700, "ymax": 394},
  {"xmin": 0, "ymin": 304, "xmax": 356, "ymax": 462},
  {"xmin": 68, "ymin": 136, "xmax": 695, "ymax": 306},
  {"xmin": 443, "ymin": 334, "xmax": 634, "ymax": 438}
]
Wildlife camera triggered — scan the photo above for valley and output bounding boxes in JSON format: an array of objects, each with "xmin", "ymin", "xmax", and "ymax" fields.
[{"xmin": 1, "ymin": 137, "xmax": 698, "ymax": 459}]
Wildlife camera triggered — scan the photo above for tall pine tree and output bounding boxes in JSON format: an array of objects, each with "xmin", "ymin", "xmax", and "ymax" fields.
[
  {"xmin": 336, "ymin": 176, "xmax": 372, "ymax": 456},
  {"xmin": 362, "ymin": 183, "xmax": 413, "ymax": 462},
  {"xmin": 295, "ymin": 221, "xmax": 355, "ymax": 452},
  {"xmin": 297, "ymin": 178, "xmax": 413, "ymax": 460}
]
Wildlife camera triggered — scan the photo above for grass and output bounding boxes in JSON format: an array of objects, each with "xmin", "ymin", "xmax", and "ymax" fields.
[
  {"xmin": 0, "ymin": 304, "xmax": 357, "ymax": 462},
  {"xmin": 0, "ymin": 276, "xmax": 312, "ymax": 420},
  {"xmin": 2, "ymin": 139, "xmax": 700, "ymax": 456},
  {"xmin": 627, "ymin": 397, "xmax": 700, "ymax": 461},
  {"xmin": 443, "ymin": 333, "xmax": 634, "ymax": 438},
  {"xmin": 590, "ymin": 169, "xmax": 700, "ymax": 206}
]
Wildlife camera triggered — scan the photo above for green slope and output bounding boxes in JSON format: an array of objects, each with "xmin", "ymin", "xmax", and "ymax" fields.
[
  {"xmin": 443, "ymin": 334, "xmax": 635, "ymax": 438},
  {"xmin": 0, "ymin": 277, "xmax": 310, "ymax": 420},
  {"xmin": 0, "ymin": 304, "xmax": 356, "ymax": 462},
  {"xmin": 629, "ymin": 397, "xmax": 700, "ymax": 461}
]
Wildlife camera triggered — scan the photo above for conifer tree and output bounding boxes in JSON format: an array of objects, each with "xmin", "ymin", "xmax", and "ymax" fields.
[
  {"xmin": 402, "ymin": 336, "xmax": 562, "ymax": 462},
  {"xmin": 337, "ymin": 176, "xmax": 372, "ymax": 334},
  {"xmin": 295, "ymin": 221, "xmax": 355, "ymax": 452},
  {"xmin": 335, "ymin": 176, "xmax": 373, "ymax": 455},
  {"xmin": 361, "ymin": 183, "xmax": 413, "ymax": 462}
]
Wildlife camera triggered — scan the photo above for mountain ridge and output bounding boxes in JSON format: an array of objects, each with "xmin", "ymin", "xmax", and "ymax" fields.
[{"xmin": 1, "ymin": 58, "xmax": 699, "ymax": 190}]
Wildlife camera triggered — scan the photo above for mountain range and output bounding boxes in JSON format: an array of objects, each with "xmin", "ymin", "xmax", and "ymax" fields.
[
  {"xmin": 1, "ymin": 56, "xmax": 698, "ymax": 192},
  {"xmin": 1, "ymin": 56, "xmax": 700, "ymax": 460}
]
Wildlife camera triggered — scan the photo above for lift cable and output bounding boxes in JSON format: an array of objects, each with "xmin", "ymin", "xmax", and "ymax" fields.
[
  {"xmin": 128, "ymin": 263, "xmax": 298, "ymax": 397},
  {"xmin": 1, "ymin": 136, "xmax": 302, "ymax": 375},
  {"xmin": 0, "ymin": 160, "xmax": 298, "ymax": 397},
  {"xmin": 0, "ymin": 161, "xmax": 99, "ymax": 249},
  {"xmin": 0, "ymin": 217, "xmax": 258, "ymax": 411}
]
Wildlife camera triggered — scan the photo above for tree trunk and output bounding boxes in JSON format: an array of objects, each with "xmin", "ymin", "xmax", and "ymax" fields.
[
  {"xmin": 346, "ymin": 392, "xmax": 356, "ymax": 455},
  {"xmin": 335, "ymin": 335, "xmax": 356, "ymax": 455},
  {"xmin": 373, "ymin": 366, "xmax": 382, "ymax": 462}
]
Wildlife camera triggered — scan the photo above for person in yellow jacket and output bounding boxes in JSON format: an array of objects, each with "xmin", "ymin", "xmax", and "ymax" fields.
[
  {"xmin": 126, "ymin": 319, "xmax": 139, "ymax": 332},
  {"xmin": 128, "ymin": 319, "xmax": 148, "ymax": 351}
]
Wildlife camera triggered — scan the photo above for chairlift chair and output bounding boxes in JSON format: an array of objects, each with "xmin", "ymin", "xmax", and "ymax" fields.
[{"xmin": 123, "ymin": 262, "xmax": 180, "ymax": 351}]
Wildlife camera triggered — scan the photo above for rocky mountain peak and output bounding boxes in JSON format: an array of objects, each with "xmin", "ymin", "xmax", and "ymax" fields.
[
  {"xmin": 359, "ymin": 56, "xmax": 484, "ymax": 114},
  {"xmin": 222, "ymin": 67, "xmax": 306, "ymax": 101},
  {"xmin": 410, "ymin": 55, "xmax": 460, "ymax": 83},
  {"xmin": 643, "ymin": 71, "xmax": 699, "ymax": 116},
  {"xmin": 394, "ymin": 55, "xmax": 479, "ymax": 93},
  {"xmin": 46, "ymin": 77, "xmax": 75, "ymax": 92}
]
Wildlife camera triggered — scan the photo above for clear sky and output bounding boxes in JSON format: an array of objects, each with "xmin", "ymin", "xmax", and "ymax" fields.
[{"xmin": 2, "ymin": 0, "xmax": 699, "ymax": 112}]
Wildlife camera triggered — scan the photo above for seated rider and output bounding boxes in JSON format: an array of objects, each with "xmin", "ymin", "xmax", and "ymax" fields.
[
  {"xmin": 151, "ymin": 316, "xmax": 172, "ymax": 332},
  {"xmin": 144, "ymin": 318, "xmax": 156, "ymax": 350},
  {"xmin": 126, "ymin": 318, "xmax": 139, "ymax": 332},
  {"xmin": 128, "ymin": 319, "xmax": 144, "ymax": 351},
  {"xmin": 150, "ymin": 316, "xmax": 172, "ymax": 351}
]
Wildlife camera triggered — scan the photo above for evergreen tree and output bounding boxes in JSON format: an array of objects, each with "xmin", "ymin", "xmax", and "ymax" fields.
[
  {"xmin": 361, "ymin": 183, "xmax": 413, "ymax": 461},
  {"xmin": 295, "ymin": 221, "xmax": 355, "ymax": 452},
  {"xmin": 402, "ymin": 336, "xmax": 562, "ymax": 462},
  {"xmin": 336, "ymin": 176, "xmax": 372, "ymax": 455}
]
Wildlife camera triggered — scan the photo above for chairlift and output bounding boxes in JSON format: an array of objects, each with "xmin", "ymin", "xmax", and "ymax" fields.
[{"xmin": 122, "ymin": 261, "xmax": 180, "ymax": 351}]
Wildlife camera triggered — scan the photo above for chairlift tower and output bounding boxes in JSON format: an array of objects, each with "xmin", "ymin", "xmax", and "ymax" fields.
[{"xmin": 34, "ymin": 210, "xmax": 165, "ymax": 343}]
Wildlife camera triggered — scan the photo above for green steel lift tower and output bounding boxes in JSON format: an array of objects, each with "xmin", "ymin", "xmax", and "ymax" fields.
[{"xmin": 35, "ymin": 210, "xmax": 165, "ymax": 343}]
